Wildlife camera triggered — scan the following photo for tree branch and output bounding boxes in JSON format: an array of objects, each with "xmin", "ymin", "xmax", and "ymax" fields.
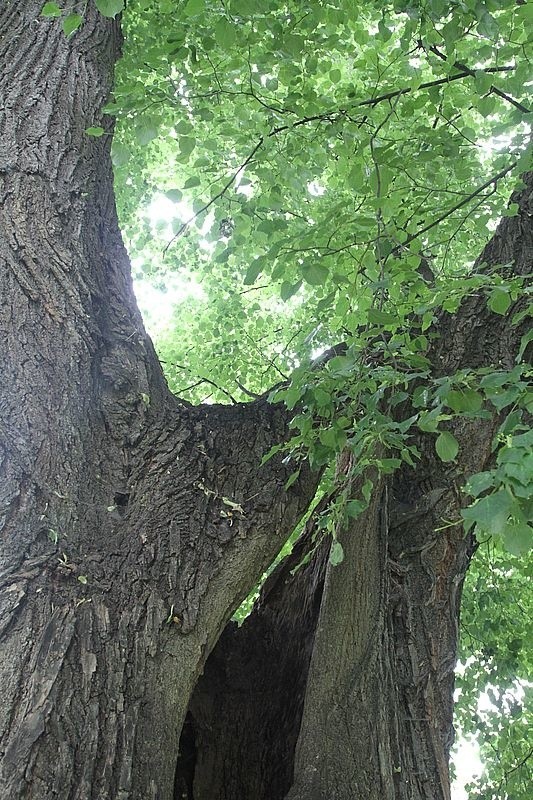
[
  {"xmin": 395, "ymin": 161, "xmax": 517, "ymax": 252},
  {"xmin": 162, "ymin": 62, "xmax": 520, "ymax": 248},
  {"xmin": 159, "ymin": 359, "xmax": 238, "ymax": 404},
  {"xmin": 426, "ymin": 45, "xmax": 531, "ymax": 115}
]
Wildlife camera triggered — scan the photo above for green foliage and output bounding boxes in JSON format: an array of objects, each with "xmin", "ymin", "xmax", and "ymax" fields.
[
  {"xmin": 109, "ymin": 0, "xmax": 532, "ymax": 792},
  {"xmin": 95, "ymin": 0, "xmax": 124, "ymax": 17},
  {"xmin": 62, "ymin": 13, "xmax": 83, "ymax": 36},
  {"xmin": 85, "ymin": 126, "xmax": 105, "ymax": 137},
  {"xmin": 41, "ymin": 2, "xmax": 62, "ymax": 17},
  {"xmin": 455, "ymin": 539, "xmax": 532, "ymax": 799},
  {"xmin": 41, "ymin": 0, "xmax": 124, "ymax": 36},
  {"xmin": 329, "ymin": 540, "xmax": 344, "ymax": 566}
]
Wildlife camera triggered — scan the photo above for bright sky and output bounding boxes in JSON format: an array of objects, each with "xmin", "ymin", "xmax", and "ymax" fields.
[
  {"xmin": 452, "ymin": 737, "xmax": 482, "ymax": 799},
  {"xmin": 132, "ymin": 194, "xmax": 206, "ymax": 334}
]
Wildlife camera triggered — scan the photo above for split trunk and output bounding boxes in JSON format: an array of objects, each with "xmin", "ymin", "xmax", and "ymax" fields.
[{"xmin": 0, "ymin": 4, "xmax": 530, "ymax": 800}]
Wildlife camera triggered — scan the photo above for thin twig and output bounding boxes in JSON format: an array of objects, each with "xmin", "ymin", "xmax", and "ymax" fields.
[
  {"xmin": 159, "ymin": 359, "xmax": 238, "ymax": 403},
  {"xmin": 163, "ymin": 137, "xmax": 264, "ymax": 253},
  {"xmin": 397, "ymin": 162, "xmax": 517, "ymax": 251},
  {"xmin": 235, "ymin": 380, "xmax": 262, "ymax": 399}
]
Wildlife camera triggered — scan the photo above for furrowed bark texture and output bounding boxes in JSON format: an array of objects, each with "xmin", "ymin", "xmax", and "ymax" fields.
[
  {"xmin": 0, "ymin": 4, "xmax": 320, "ymax": 798},
  {"xmin": 177, "ymin": 174, "xmax": 532, "ymax": 800}
]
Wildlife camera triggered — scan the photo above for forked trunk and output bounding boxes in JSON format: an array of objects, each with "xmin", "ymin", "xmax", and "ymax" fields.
[
  {"xmin": 176, "ymin": 471, "xmax": 476, "ymax": 800},
  {"xmin": 1, "ymin": 3, "xmax": 531, "ymax": 799},
  {"xmin": 176, "ymin": 176, "xmax": 532, "ymax": 799}
]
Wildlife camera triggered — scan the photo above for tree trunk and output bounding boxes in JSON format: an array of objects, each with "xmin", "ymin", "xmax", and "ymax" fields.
[
  {"xmin": 0, "ymin": 5, "xmax": 319, "ymax": 798},
  {"xmin": 175, "ymin": 174, "xmax": 532, "ymax": 800},
  {"xmin": 1, "ymin": 3, "xmax": 531, "ymax": 799}
]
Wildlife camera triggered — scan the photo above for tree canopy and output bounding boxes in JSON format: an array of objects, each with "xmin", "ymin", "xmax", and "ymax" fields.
[{"xmin": 38, "ymin": 0, "xmax": 532, "ymax": 796}]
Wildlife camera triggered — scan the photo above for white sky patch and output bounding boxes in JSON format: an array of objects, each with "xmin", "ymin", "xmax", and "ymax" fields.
[
  {"xmin": 133, "ymin": 194, "xmax": 209, "ymax": 332},
  {"xmin": 133, "ymin": 273, "xmax": 205, "ymax": 335},
  {"xmin": 308, "ymin": 181, "xmax": 326, "ymax": 197},
  {"xmin": 146, "ymin": 192, "xmax": 216, "ymax": 239},
  {"xmin": 452, "ymin": 736, "xmax": 483, "ymax": 799},
  {"xmin": 478, "ymin": 122, "xmax": 530, "ymax": 163},
  {"xmin": 147, "ymin": 194, "xmax": 185, "ymax": 223},
  {"xmin": 478, "ymin": 132, "xmax": 514, "ymax": 163},
  {"xmin": 450, "ymin": 669, "xmax": 530, "ymax": 798},
  {"xmin": 233, "ymin": 155, "xmax": 255, "ymax": 198},
  {"xmin": 477, "ymin": 678, "xmax": 530, "ymax": 715},
  {"xmin": 147, "ymin": 193, "xmax": 191, "ymax": 232}
]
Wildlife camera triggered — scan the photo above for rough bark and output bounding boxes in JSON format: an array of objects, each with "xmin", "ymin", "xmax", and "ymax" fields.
[
  {"xmin": 286, "ymin": 176, "xmax": 531, "ymax": 800},
  {"xmin": 0, "ymin": 5, "xmax": 320, "ymax": 798},
  {"xmin": 1, "ymin": 1, "xmax": 530, "ymax": 798},
  {"xmin": 176, "ymin": 173, "xmax": 532, "ymax": 800}
]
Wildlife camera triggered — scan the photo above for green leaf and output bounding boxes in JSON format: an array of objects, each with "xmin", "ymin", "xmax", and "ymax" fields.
[
  {"xmin": 284, "ymin": 469, "xmax": 300, "ymax": 490},
  {"xmin": 480, "ymin": 371, "xmax": 511, "ymax": 389},
  {"xmin": 435, "ymin": 431, "xmax": 459, "ymax": 462},
  {"xmin": 62, "ymin": 13, "xmax": 83, "ymax": 36},
  {"xmin": 214, "ymin": 18, "xmax": 236, "ymax": 46},
  {"xmin": 461, "ymin": 489, "xmax": 513, "ymax": 535},
  {"xmin": 477, "ymin": 11, "xmax": 499, "ymax": 39},
  {"xmin": 487, "ymin": 386, "xmax": 521, "ymax": 411},
  {"xmin": 379, "ymin": 458, "xmax": 402, "ymax": 474},
  {"xmin": 378, "ymin": 19, "xmax": 392, "ymax": 41},
  {"xmin": 474, "ymin": 70, "xmax": 493, "ymax": 95},
  {"xmin": 488, "ymin": 289, "xmax": 511, "ymax": 315},
  {"xmin": 502, "ymin": 202, "xmax": 519, "ymax": 218},
  {"xmin": 41, "ymin": 2, "xmax": 62, "ymax": 17},
  {"xmin": 503, "ymin": 522, "xmax": 533, "ymax": 556},
  {"xmin": 183, "ymin": 176, "xmax": 201, "ymax": 189},
  {"xmin": 465, "ymin": 471, "xmax": 496, "ymax": 497},
  {"xmin": 517, "ymin": 329, "xmax": 533, "ymax": 362},
  {"xmin": 310, "ymin": 387, "xmax": 331, "ymax": 408},
  {"xmin": 329, "ymin": 540, "xmax": 344, "ymax": 566},
  {"xmin": 367, "ymin": 309, "xmax": 397, "ymax": 325},
  {"xmin": 183, "ymin": 0, "xmax": 205, "ymax": 16},
  {"xmin": 85, "ymin": 126, "xmax": 105, "ymax": 137},
  {"xmin": 135, "ymin": 123, "xmax": 158, "ymax": 146},
  {"xmin": 504, "ymin": 459, "xmax": 532, "ymax": 487},
  {"xmin": 445, "ymin": 389, "xmax": 483, "ymax": 413},
  {"xmin": 95, "ymin": 0, "xmax": 124, "ymax": 18},
  {"xmin": 243, "ymin": 258, "xmax": 264, "ymax": 285},
  {"xmin": 280, "ymin": 280, "xmax": 302, "ymax": 301},
  {"xmin": 165, "ymin": 189, "xmax": 183, "ymax": 203},
  {"xmin": 362, "ymin": 480, "xmax": 373, "ymax": 503},
  {"xmin": 301, "ymin": 263, "xmax": 329, "ymax": 286},
  {"xmin": 319, "ymin": 427, "xmax": 346, "ymax": 450},
  {"xmin": 477, "ymin": 95, "xmax": 496, "ymax": 118},
  {"xmin": 417, "ymin": 407, "xmax": 443, "ymax": 433},
  {"xmin": 179, "ymin": 136, "xmax": 196, "ymax": 156},
  {"xmin": 111, "ymin": 142, "xmax": 130, "ymax": 167},
  {"xmin": 346, "ymin": 499, "xmax": 365, "ymax": 518}
]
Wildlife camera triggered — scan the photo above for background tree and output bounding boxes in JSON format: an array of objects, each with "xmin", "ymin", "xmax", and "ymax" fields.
[{"xmin": 0, "ymin": 1, "xmax": 531, "ymax": 799}]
